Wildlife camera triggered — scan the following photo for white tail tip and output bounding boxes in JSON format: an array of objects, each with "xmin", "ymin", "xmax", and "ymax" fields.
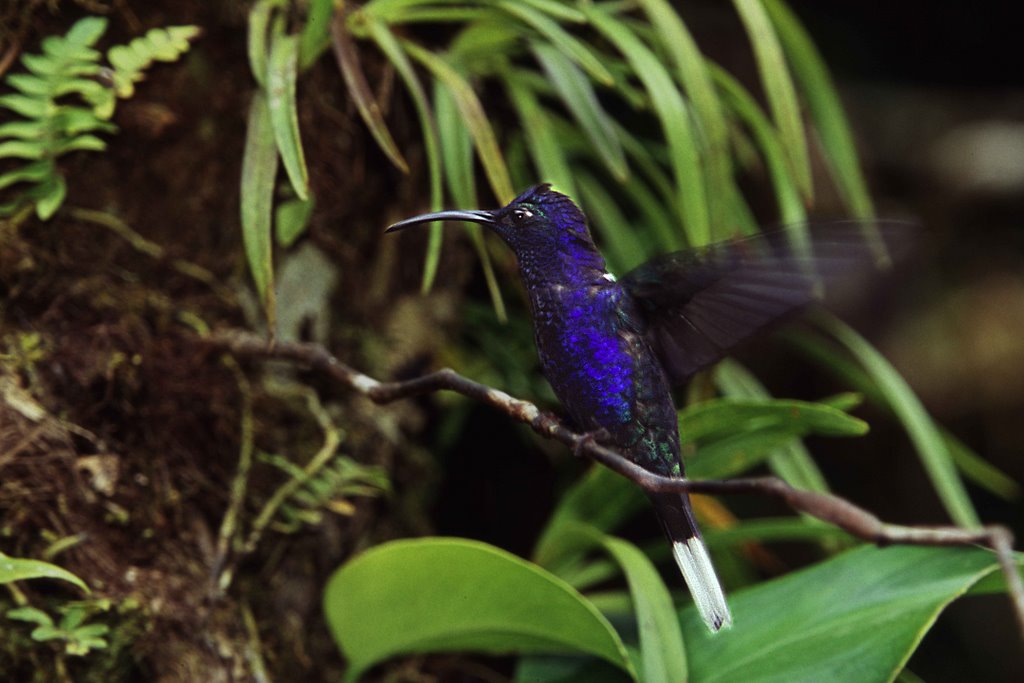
[{"xmin": 672, "ymin": 537, "xmax": 733, "ymax": 632}]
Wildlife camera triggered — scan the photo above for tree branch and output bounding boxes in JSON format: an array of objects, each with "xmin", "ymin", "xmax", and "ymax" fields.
[{"xmin": 203, "ymin": 329, "xmax": 1024, "ymax": 637}]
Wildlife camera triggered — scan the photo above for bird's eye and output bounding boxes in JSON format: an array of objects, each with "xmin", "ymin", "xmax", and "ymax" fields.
[{"xmin": 511, "ymin": 208, "xmax": 534, "ymax": 223}]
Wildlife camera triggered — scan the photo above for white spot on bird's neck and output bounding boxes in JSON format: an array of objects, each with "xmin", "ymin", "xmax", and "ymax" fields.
[{"xmin": 602, "ymin": 272, "xmax": 617, "ymax": 282}]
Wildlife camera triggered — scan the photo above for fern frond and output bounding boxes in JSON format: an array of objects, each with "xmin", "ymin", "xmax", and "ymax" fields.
[
  {"xmin": 0, "ymin": 17, "xmax": 198, "ymax": 220},
  {"xmin": 261, "ymin": 452, "xmax": 390, "ymax": 534}
]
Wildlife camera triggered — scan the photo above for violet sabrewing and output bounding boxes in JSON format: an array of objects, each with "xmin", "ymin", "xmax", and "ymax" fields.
[{"xmin": 387, "ymin": 183, "xmax": 904, "ymax": 633}]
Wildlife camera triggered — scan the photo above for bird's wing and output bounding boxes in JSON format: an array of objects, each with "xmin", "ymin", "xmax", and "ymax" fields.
[{"xmin": 618, "ymin": 221, "xmax": 917, "ymax": 385}]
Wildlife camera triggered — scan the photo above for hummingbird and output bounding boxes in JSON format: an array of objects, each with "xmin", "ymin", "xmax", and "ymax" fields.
[{"xmin": 387, "ymin": 183, "xmax": 903, "ymax": 632}]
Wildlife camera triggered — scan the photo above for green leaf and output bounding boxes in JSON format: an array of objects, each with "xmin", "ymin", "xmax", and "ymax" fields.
[
  {"xmin": 498, "ymin": 1, "xmax": 613, "ymax": 85},
  {"xmin": 247, "ymin": 0, "xmax": 284, "ymax": 87},
  {"xmin": 239, "ymin": 91, "xmax": 278, "ymax": 321},
  {"xmin": 0, "ymin": 139, "xmax": 46, "ymax": 160},
  {"xmin": 585, "ymin": 7, "xmax": 709, "ymax": 246},
  {"xmin": 817, "ymin": 315, "xmax": 980, "ymax": 527},
  {"xmin": 64, "ymin": 16, "xmax": 108, "ymax": 47},
  {"xmin": 267, "ymin": 32, "xmax": 310, "ymax": 199},
  {"xmin": 763, "ymin": 0, "xmax": 873, "ymax": 218},
  {"xmin": 705, "ymin": 517, "xmax": 851, "ymax": 547},
  {"xmin": 714, "ymin": 360, "xmax": 831, "ymax": 493},
  {"xmin": 504, "ymin": 72, "xmax": 576, "ymax": 197},
  {"xmin": 404, "ymin": 41, "xmax": 513, "ymax": 203},
  {"xmin": 680, "ymin": 396, "xmax": 868, "ymax": 444},
  {"xmin": 710, "ymin": 63, "xmax": 806, "ymax": 225},
  {"xmin": 679, "ymin": 396, "xmax": 866, "ymax": 480},
  {"xmin": 0, "ymin": 160, "xmax": 53, "ymax": 191},
  {"xmin": 783, "ymin": 329, "xmax": 1021, "ymax": 502},
  {"xmin": 425, "ymin": 51, "xmax": 508, "ymax": 319},
  {"xmin": 603, "ymin": 537, "xmax": 687, "ymax": 683},
  {"xmin": 682, "ymin": 545, "xmax": 999, "ymax": 682},
  {"xmin": 531, "ymin": 42, "xmax": 627, "ymax": 182},
  {"xmin": 275, "ymin": 195, "xmax": 315, "ymax": 247},
  {"xmin": 300, "ymin": 0, "xmax": 335, "ymax": 69},
  {"xmin": 331, "ymin": 11, "xmax": 410, "ymax": 174},
  {"xmin": 636, "ymin": 0, "xmax": 733, "ymax": 237},
  {"xmin": 35, "ymin": 175, "xmax": 67, "ymax": 220},
  {"xmin": 534, "ymin": 466, "xmax": 646, "ymax": 582},
  {"xmin": 324, "ymin": 538, "xmax": 636, "ymax": 683},
  {"xmin": 733, "ymin": 0, "xmax": 812, "ymax": 202},
  {"xmin": 367, "ymin": 18, "xmax": 445, "ymax": 291},
  {"xmin": 0, "ymin": 551, "xmax": 88, "ymax": 592},
  {"xmin": 0, "ymin": 94, "xmax": 48, "ymax": 118},
  {"xmin": 0, "ymin": 119, "xmax": 46, "ymax": 140},
  {"xmin": 6, "ymin": 606, "xmax": 54, "ymax": 626},
  {"xmin": 106, "ymin": 25, "xmax": 199, "ymax": 98},
  {"xmin": 578, "ymin": 172, "xmax": 649, "ymax": 272}
]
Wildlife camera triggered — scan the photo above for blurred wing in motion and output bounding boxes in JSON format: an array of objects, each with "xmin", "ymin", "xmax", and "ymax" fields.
[{"xmin": 620, "ymin": 221, "xmax": 918, "ymax": 385}]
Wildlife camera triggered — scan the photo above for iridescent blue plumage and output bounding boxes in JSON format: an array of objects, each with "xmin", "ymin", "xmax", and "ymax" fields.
[
  {"xmin": 388, "ymin": 184, "xmax": 910, "ymax": 633},
  {"xmin": 388, "ymin": 183, "xmax": 735, "ymax": 631}
]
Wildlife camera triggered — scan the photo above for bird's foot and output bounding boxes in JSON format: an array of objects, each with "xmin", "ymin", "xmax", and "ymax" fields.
[{"xmin": 573, "ymin": 428, "xmax": 612, "ymax": 459}]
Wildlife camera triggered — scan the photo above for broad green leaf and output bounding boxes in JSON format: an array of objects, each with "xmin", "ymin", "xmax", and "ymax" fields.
[
  {"xmin": 531, "ymin": 43, "xmax": 627, "ymax": 182},
  {"xmin": 682, "ymin": 545, "xmax": 999, "ymax": 683},
  {"xmin": 603, "ymin": 537, "xmax": 687, "ymax": 683},
  {"xmin": 817, "ymin": 315, "xmax": 980, "ymax": 527},
  {"xmin": 586, "ymin": 7, "xmax": 709, "ymax": 246},
  {"xmin": 239, "ymin": 91, "xmax": 278, "ymax": 320},
  {"xmin": 711, "ymin": 63, "xmax": 806, "ymax": 225},
  {"xmin": 267, "ymin": 33, "xmax": 310, "ymax": 199},
  {"xmin": 0, "ymin": 551, "xmax": 88, "ymax": 592},
  {"xmin": 331, "ymin": 12, "xmax": 410, "ymax": 174},
  {"xmin": 714, "ymin": 360, "xmax": 831, "ymax": 493},
  {"xmin": 764, "ymin": 0, "xmax": 873, "ymax": 219},
  {"xmin": 324, "ymin": 538, "xmax": 636, "ymax": 682},
  {"xmin": 733, "ymin": 0, "xmax": 812, "ymax": 202}
]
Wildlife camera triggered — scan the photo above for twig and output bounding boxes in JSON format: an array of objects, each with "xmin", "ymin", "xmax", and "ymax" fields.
[
  {"xmin": 203, "ymin": 329, "xmax": 1024, "ymax": 637},
  {"xmin": 211, "ymin": 355, "xmax": 255, "ymax": 596}
]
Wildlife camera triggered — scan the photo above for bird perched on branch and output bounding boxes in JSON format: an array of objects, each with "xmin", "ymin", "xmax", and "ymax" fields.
[{"xmin": 388, "ymin": 183, "xmax": 905, "ymax": 632}]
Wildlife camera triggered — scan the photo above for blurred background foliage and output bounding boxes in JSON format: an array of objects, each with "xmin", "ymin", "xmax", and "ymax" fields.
[{"xmin": 0, "ymin": 1, "xmax": 1022, "ymax": 681}]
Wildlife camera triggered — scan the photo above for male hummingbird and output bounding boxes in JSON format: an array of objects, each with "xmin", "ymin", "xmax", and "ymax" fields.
[{"xmin": 388, "ymin": 183, "xmax": 901, "ymax": 632}]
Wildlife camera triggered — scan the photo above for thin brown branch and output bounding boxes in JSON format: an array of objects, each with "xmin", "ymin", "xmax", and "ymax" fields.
[{"xmin": 203, "ymin": 329, "xmax": 1024, "ymax": 637}]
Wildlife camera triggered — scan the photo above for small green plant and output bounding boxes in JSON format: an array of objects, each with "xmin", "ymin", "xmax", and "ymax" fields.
[
  {"xmin": 0, "ymin": 17, "xmax": 199, "ymax": 220},
  {"xmin": 261, "ymin": 451, "xmax": 390, "ymax": 533},
  {"xmin": 6, "ymin": 603, "xmax": 109, "ymax": 656}
]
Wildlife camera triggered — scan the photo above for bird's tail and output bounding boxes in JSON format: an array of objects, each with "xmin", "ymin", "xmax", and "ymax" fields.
[{"xmin": 651, "ymin": 492, "xmax": 732, "ymax": 632}]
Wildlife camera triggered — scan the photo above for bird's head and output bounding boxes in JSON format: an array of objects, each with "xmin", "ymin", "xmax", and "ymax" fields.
[{"xmin": 387, "ymin": 184, "xmax": 606, "ymax": 283}]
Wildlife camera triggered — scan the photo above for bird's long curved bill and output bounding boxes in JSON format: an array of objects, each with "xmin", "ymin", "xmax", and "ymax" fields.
[{"xmin": 385, "ymin": 209, "xmax": 494, "ymax": 233}]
